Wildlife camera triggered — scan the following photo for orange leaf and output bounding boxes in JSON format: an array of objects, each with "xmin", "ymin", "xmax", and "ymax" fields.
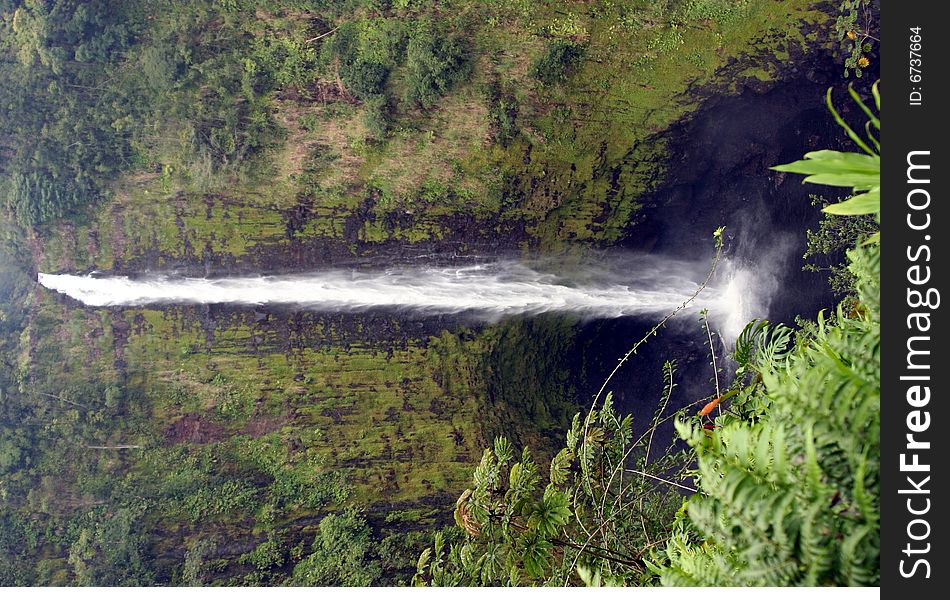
[{"xmin": 698, "ymin": 396, "xmax": 722, "ymax": 417}]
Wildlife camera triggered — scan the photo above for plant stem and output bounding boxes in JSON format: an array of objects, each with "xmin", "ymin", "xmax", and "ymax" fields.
[{"xmin": 624, "ymin": 469, "xmax": 697, "ymax": 493}]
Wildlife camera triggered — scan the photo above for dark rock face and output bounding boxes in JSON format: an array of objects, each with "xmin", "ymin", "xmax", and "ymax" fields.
[{"xmin": 627, "ymin": 78, "xmax": 844, "ymax": 323}]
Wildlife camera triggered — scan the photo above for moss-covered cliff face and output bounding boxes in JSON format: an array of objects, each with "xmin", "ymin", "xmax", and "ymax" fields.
[
  {"xmin": 2, "ymin": 0, "xmax": 844, "ymax": 586},
  {"xmin": 33, "ymin": 0, "xmax": 830, "ymax": 274}
]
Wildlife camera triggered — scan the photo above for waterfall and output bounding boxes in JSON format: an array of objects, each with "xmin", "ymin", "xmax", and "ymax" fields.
[{"xmin": 37, "ymin": 256, "xmax": 759, "ymax": 340}]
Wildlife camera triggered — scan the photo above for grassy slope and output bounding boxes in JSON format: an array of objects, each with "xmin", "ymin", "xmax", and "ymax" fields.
[{"xmin": 18, "ymin": 0, "xmax": 830, "ymax": 584}]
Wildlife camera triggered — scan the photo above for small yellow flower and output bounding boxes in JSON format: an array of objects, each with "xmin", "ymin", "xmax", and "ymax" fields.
[
  {"xmin": 847, "ymin": 30, "xmax": 856, "ymax": 40},
  {"xmin": 857, "ymin": 56, "xmax": 870, "ymax": 68}
]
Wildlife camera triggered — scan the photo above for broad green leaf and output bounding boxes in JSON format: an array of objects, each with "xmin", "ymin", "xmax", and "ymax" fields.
[
  {"xmin": 527, "ymin": 485, "xmax": 572, "ymax": 538},
  {"xmin": 416, "ymin": 547, "xmax": 432, "ymax": 572},
  {"xmin": 801, "ymin": 172, "xmax": 878, "ymax": 189},
  {"xmin": 773, "ymin": 151, "xmax": 880, "ymax": 194},
  {"xmin": 773, "ymin": 152, "xmax": 879, "ymax": 176},
  {"xmin": 549, "ymin": 448, "xmax": 572, "ymax": 486},
  {"xmin": 508, "ymin": 462, "xmax": 522, "ymax": 492},
  {"xmin": 803, "ymin": 150, "xmax": 880, "ymax": 169},
  {"xmin": 822, "ymin": 190, "xmax": 879, "ymax": 215},
  {"xmin": 494, "ymin": 437, "xmax": 513, "ymax": 465}
]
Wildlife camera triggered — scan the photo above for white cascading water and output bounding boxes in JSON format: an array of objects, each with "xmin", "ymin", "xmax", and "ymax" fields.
[{"xmin": 37, "ymin": 256, "xmax": 758, "ymax": 341}]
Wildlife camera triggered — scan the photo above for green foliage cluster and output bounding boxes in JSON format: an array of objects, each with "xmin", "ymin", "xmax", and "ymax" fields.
[
  {"xmin": 412, "ymin": 386, "xmax": 688, "ymax": 586},
  {"xmin": 140, "ymin": 3, "xmax": 305, "ymax": 171},
  {"xmin": 232, "ymin": 432, "xmax": 352, "ymax": 511},
  {"xmin": 486, "ymin": 81, "xmax": 520, "ymax": 147},
  {"xmin": 181, "ymin": 480, "xmax": 258, "ymax": 523},
  {"xmin": 0, "ymin": 0, "xmax": 136, "ymax": 227},
  {"xmin": 682, "ymin": 0, "xmax": 752, "ymax": 25},
  {"xmin": 247, "ymin": 35, "xmax": 317, "ymax": 90},
  {"xmin": 321, "ymin": 19, "xmax": 400, "ymax": 139},
  {"xmin": 403, "ymin": 20, "xmax": 469, "ymax": 109},
  {"xmin": 531, "ymin": 41, "xmax": 584, "ymax": 86},
  {"xmin": 66, "ymin": 504, "xmax": 154, "ymax": 586},
  {"xmin": 291, "ymin": 511, "xmax": 382, "ymax": 586},
  {"xmin": 320, "ymin": 16, "xmax": 467, "ymax": 137},
  {"xmin": 0, "ymin": 506, "xmax": 40, "ymax": 585},
  {"xmin": 833, "ymin": 0, "xmax": 877, "ymax": 78},
  {"xmin": 0, "ymin": 0, "xmax": 326, "ymax": 228},
  {"xmin": 212, "ymin": 376, "xmax": 257, "ymax": 422},
  {"xmin": 326, "ymin": 22, "xmax": 394, "ymax": 100},
  {"xmin": 240, "ymin": 532, "xmax": 285, "ymax": 582},
  {"xmin": 802, "ymin": 194, "xmax": 877, "ymax": 298},
  {"xmin": 660, "ymin": 242, "xmax": 879, "ymax": 585},
  {"xmin": 4, "ymin": 172, "xmax": 88, "ymax": 228}
]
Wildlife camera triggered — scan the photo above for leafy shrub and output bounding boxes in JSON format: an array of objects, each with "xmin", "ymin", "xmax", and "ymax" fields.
[
  {"xmin": 324, "ymin": 21, "xmax": 360, "ymax": 66},
  {"xmin": 247, "ymin": 35, "xmax": 317, "ymax": 89},
  {"xmin": 834, "ymin": 0, "xmax": 878, "ymax": 77},
  {"xmin": 326, "ymin": 21, "xmax": 396, "ymax": 101},
  {"xmin": 403, "ymin": 22, "xmax": 469, "ymax": 108},
  {"xmin": 341, "ymin": 60, "xmax": 390, "ymax": 98},
  {"xmin": 532, "ymin": 41, "xmax": 584, "ymax": 85},
  {"xmin": 363, "ymin": 94, "xmax": 391, "ymax": 140},
  {"xmin": 241, "ymin": 533, "xmax": 285, "ymax": 573},
  {"xmin": 0, "ymin": 436, "xmax": 22, "ymax": 474},
  {"xmin": 413, "ymin": 392, "xmax": 687, "ymax": 586},
  {"xmin": 486, "ymin": 82, "xmax": 519, "ymax": 147},
  {"xmin": 67, "ymin": 506, "xmax": 155, "ymax": 586},
  {"xmin": 181, "ymin": 480, "xmax": 259, "ymax": 523},
  {"xmin": 355, "ymin": 18, "xmax": 407, "ymax": 67},
  {"xmin": 802, "ymin": 194, "xmax": 877, "ymax": 297},
  {"xmin": 3, "ymin": 172, "xmax": 89, "ymax": 229},
  {"xmin": 291, "ymin": 511, "xmax": 382, "ymax": 586}
]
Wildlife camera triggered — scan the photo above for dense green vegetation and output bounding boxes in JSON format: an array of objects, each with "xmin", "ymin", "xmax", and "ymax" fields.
[
  {"xmin": 660, "ymin": 246, "xmax": 878, "ymax": 585},
  {"xmin": 0, "ymin": 0, "xmax": 869, "ymax": 588}
]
